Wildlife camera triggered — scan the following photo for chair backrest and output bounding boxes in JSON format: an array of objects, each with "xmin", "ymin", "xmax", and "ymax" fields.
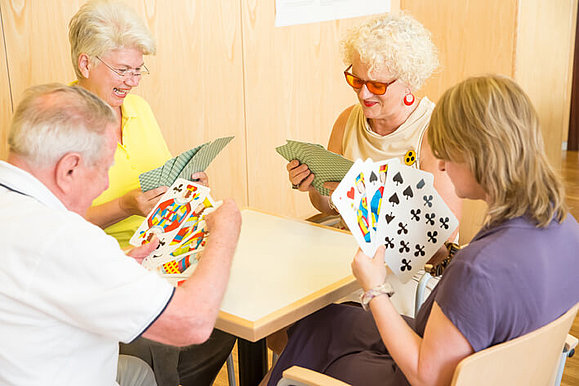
[{"xmin": 451, "ymin": 303, "xmax": 579, "ymax": 386}]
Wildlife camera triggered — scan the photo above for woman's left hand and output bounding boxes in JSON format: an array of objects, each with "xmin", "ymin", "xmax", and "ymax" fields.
[
  {"xmin": 191, "ymin": 171, "xmax": 209, "ymax": 187},
  {"xmin": 351, "ymin": 246, "xmax": 387, "ymax": 291}
]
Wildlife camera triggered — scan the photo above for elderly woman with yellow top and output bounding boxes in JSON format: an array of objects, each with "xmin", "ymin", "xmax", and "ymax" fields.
[
  {"xmin": 286, "ymin": 13, "xmax": 462, "ymax": 265},
  {"xmin": 68, "ymin": 1, "xmax": 233, "ymax": 385},
  {"xmin": 70, "ymin": 0, "xmax": 208, "ymax": 248}
]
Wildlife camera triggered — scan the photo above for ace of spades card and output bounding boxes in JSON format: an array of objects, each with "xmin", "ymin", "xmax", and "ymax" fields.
[
  {"xmin": 331, "ymin": 159, "xmax": 375, "ymax": 256},
  {"xmin": 375, "ymin": 162, "xmax": 458, "ymax": 283},
  {"xmin": 129, "ymin": 178, "xmax": 210, "ymax": 258}
]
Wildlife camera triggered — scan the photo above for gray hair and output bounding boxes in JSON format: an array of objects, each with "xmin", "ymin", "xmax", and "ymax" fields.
[
  {"xmin": 8, "ymin": 84, "xmax": 116, "ymax": 167},
  {"xmin": 341, "ymin": 13, "xmax": 438, "ymax": 91},
  {"xmin": 69, "ymin": 0, "xmax": 156, "ymax": 79}
]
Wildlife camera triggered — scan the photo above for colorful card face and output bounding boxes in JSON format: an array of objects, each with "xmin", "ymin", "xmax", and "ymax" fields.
[
  {"xmin": 332, "ymin": 157, "xmax": 459, "ymax": 283},
  {"xmin": 130, "ymin": 179, "xmax": 210, "ymax": 245},
  {"xmin": 331, "ymin": 159, "xmax": 375, "ymax": 256},
  {"xmin": 131, "ymin": 179, "xmax": 221, "ymax": 286}
]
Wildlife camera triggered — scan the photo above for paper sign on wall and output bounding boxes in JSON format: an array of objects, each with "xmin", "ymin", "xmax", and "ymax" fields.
[{"xmin": 275, "ymin": 0, "xmax": 390, "ymax": 27}]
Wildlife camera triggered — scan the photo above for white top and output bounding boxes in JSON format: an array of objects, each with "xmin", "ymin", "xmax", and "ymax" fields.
[
  {"xmin": 0, "ymin": 161, "xmax": 174, "ymax": 386},
  {"xmin": 342, "ymin": 97, "xmax": 435, "ymax": 168}
]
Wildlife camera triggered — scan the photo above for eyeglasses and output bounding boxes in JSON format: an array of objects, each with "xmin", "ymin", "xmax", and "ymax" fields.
[
  {"xmin": 96, "ymin": 56, "xmax": 149, "ymax": 79},
  {"xmin": 343, "ymin": 65, "xmax": 396, "ymax": 95}
]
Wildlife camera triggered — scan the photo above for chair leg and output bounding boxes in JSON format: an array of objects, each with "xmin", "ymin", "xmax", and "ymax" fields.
[
  {"xmin": 414, "ymin": 272, "xmax": 433, "ymax": 317},
  {"xmin": 554, "ymin": 335, "xmax": 577, "ymax": 386},
  {"xmin": 226, "ymin": 353, "xmax": 237, "ymax": 386}
]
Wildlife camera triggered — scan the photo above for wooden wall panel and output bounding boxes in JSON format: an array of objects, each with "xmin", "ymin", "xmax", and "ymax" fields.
[
  {"xmin": 0, "ymin": 2, "xmax": 12, "ymax": 161},
  {"xmin": 0, "ymin": 0, "xmax": 246, "ymax": 205},
  {"xmin": 133, "ymin": 0, "xmax": 246, "ymax": 204},
  {"xmin": 1, "ymin": 1, "xmax": 80, "ymax": 102},
  {"xmin": 401, "ymin": 0, "xmax": 518, "ymax": 244},
  {"xmin": 514, "ymin": 0, "xmax": 578, "ymax": 169},
  {"xmin": 241, "ymin": 1, "xmax": 398, "ymax": 218},
  {"xmin": 402, "ymin": 0, "xmax": 517, "ymax": 102}
]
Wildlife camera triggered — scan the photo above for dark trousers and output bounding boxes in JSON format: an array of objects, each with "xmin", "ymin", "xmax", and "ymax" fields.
[{"xmin": 120, "ymin": 329, "xmax": 236, "ymax": 386}]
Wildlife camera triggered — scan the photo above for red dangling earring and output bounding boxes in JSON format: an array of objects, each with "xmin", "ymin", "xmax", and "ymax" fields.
[{"xmin": 404, "ymin": 93, "xmax": 415, "ymax": 106}]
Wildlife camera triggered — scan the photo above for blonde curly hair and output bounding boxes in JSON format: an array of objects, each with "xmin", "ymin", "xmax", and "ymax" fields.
[{"xmin": 341, "ymin": 13, "xmax": 438, "ymax": 91}]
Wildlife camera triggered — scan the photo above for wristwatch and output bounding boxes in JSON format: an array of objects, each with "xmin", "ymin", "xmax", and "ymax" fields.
[{"xmin": 360, "ymin": 282, "xmax": 394, "ymax": 311}]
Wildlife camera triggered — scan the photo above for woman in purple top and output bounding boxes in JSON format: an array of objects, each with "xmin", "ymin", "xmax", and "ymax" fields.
[{"xmin": 266, "ymin": 75, "xmax": 579, "ymax": 386}]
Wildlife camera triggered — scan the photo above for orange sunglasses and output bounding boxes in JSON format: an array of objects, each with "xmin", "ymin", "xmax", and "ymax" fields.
[{"xmin": 343, "ymin": 65, "xmax": 396, "ymax": 95}]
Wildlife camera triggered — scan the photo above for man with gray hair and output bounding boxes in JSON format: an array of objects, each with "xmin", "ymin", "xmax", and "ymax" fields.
[{"xmin": 0, "ymin": 84, "xmax": 241, "ymax": 385}]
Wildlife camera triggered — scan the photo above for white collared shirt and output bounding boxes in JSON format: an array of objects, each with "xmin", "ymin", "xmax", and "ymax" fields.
[{"xmin": 0, "ymin": 161, "xmax": 174, "ymax": 385}]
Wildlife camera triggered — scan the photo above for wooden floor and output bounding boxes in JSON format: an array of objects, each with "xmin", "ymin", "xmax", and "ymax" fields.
[{"xmin": 213, "ymin": 151, "xmax": 579, "ymax": 386}]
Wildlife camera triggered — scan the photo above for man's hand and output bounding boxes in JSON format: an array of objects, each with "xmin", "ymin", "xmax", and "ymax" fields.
[
  {"xmin": 126, "ymin": 237, "xmax": 160, "ymax": 264},
  {"xmin": 205, "ymin": 199, "xmax": 241, "ymax": 236}
]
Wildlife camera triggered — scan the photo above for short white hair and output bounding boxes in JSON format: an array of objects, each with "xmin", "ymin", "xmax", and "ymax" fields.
[
  {"xmin": 9, "ymin": 84, "xmax": 116, "ymax": 167},
  {"xmin": 341, "ymin": 13, "xmax": 439, "ymax": 91},
  {"xmin": 69, "ymin": 0, "xmax": 156, "ymax": 79}
]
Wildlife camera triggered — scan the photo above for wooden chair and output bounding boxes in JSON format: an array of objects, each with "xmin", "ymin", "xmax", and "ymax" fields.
[{"xmin": 277, "ymin": 303, "xmax": 579, "ymax": 386}]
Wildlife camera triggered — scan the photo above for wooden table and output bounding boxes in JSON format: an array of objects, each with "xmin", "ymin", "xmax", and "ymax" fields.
[{"xmin": 215, "ymin": 209, "xmax": 360, "ymax": 386}]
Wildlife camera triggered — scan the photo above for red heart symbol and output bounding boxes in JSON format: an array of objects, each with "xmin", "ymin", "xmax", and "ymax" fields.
[{"xmin": 347, "ymin": 187, "xmax": 355, "ymax": 199}]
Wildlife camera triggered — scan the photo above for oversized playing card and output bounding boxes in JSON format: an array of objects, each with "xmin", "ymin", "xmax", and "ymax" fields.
[
  {"xmin": 276, "ymin": 139, "xmax": 353, "ymax": 196},
  {"xmin": 365, "ymin": 158, "xmax": 399, "ymax": 238},
  {"xmin": 129, "ymin": 178, "xmax": 210, "ymax": 253},
  {"xmin": 139, "ymin": 136, "xmax": 234, "ymax": 192},
  {"xmin": 331, "ymin": 159, "xmax": 375, "ymax": 256},
  {"xmin": 375, "ymin": 161, "xmax": 458, "ymax": 283},
  {"xmin": 179, "ymin": 136, "xmax": 234, "ymax": 180}
]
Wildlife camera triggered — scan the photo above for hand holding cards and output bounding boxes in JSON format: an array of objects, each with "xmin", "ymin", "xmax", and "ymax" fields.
[
  {"xmin": 276, "ymin": 140, "xmax": 353, "ymax": 196},
  {"xmin": 332, "ymin": 158, "xmax": 458, "ymax": 282},
  {"xmin": 130, "ymin": 178, "xmax": 218, "ymax": 286}
]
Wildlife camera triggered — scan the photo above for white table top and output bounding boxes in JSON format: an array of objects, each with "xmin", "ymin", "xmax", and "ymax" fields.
[{"xmin": 215, "ymin": 208, "xmax": 360, "ymax": 341}]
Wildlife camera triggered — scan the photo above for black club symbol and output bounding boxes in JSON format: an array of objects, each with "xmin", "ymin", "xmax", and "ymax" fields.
[
  {"xmin": 439, "ymin": 217, "xmax": 450, "ymax": 229},
  {"xmin": 399, "ymin": 240, "xmax": 410, "ymax": 253},
  {"xmin": 410, "ymin": 208, "xmax": 421, "ymax": 221},
  {"xmin": 425, "ymin": 213, "xmax": 435, "ymax": 226},
  {"xmin": 423, "ymin": 194, "xmax": 434, "ymax": 207},
  {"xmin": 414, "ymin": 244, "xmax": 425, "ymax": 257},
  {"xmin": 384, "ymin": 236, "xmax": 395, "ymax": 249},
  {"xmin": 400, "ymin": 258, "xmax": 412, "ymax": 271},
  {"xmin": 427, "ymin": 230, "xmax": 438, "ymax": 243},
  {"xmin": 397, "ymin": 222, "xmax": 408, "ymax": 235}
]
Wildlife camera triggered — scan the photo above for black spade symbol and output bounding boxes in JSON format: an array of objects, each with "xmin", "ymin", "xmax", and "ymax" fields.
[
  {"xmin": 392, "ymin": 172, "xmax": 403, "ymax": 186},
  {"xmin": 385, "ymin": 213, "xmax": 395, "ymax": 224},
  {"xmin": 403, "ymin": 186, "xmax": 413, "ymax": 200},
  {"xmin": 389, "ymin": 193, "xmax": 400, "ymax": 206},
  {"xmin": 416, "ymin": 179, "xmax": 425, "ymax": 189},
  {"xmin": 369, "ymin": 172, "xmax": 378, "ymax": 183}
]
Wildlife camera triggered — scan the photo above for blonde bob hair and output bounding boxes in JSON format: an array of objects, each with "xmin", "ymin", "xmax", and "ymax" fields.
[
  {"xmin": 9, "ymin": 84, "xmax": 116, "ymax": 167},
  {"xmin": 341, "ymin": 13, "xmax": 438, "ymax": 91},
  {"xmin": 428, "ymin": 75, "xmax": 567, "ymax": 228},
  {"xmin": 69, "ymin": 0, "xmax": 155, "ymax": 79}
]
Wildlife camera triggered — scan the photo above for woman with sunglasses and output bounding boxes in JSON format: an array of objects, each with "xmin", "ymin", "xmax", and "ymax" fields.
[
  {"xmin": 68, "ymin": 1, "xmax": 234, "ymax": 385},
  {"xmin": 287, "ymin": 13, "xmax": 461, "ymax": 266},
  {"xmin": 268, "ymin": 74, "xmax": 579, "ymax": 386}
]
